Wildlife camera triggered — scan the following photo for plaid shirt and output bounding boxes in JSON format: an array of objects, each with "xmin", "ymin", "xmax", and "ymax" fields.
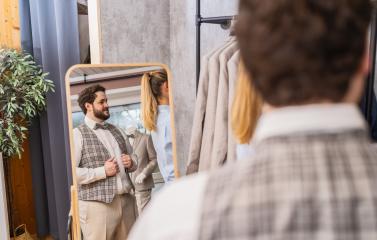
[
  {"xmin": 77, "ymin": 123, "xmax": 130, "ymax": 203},
  {"xmin": 128, "ymin": 104, "xmax": 377, "ymax": 240},
  {"xmin": 199, "ymin": 105, "xmax": 377, "ymax": 239}
]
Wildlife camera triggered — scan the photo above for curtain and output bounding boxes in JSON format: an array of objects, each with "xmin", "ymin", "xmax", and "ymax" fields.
[{"xmin": 19, "ymin": 0, "xmax": 80, "ymax": 238}]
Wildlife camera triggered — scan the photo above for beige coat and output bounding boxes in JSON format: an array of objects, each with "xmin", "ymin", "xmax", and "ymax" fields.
[
  {"xmin": 226, "ymin": 50, "xmax": 240, "ymax": 163},
  {"xmin": 210, "ymin": 42, "xmax": 239, "ymax": 169},
  {"xmin": 196, "ymin": 37, "xmax": 238, "ymax": 173},
  {"xmin": 130, "ymin": 131, "xmax": 157, "ymax": 191},
  {"xmin": 199, "ymin": 38, "xmax": 237, "ymax": 172},
  {"xmin": 186, "ymin": 38, "xmax": 235, "ymax": 174}
]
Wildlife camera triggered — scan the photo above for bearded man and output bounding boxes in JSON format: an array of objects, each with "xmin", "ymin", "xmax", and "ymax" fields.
[{"xmin": 73, "ymin": 84, "xmax": 138, "ymax": 240}]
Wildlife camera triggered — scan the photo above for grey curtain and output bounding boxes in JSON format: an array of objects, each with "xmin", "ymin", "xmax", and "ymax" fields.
[{"xmin": 19, "ymin": 0, "xmax": 80, "ymax": 239}]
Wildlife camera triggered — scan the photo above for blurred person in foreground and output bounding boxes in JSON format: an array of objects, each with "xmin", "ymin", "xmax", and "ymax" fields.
[{"xmin": 129, "ymin": 0, "xmax": 377, "ymax": 239}]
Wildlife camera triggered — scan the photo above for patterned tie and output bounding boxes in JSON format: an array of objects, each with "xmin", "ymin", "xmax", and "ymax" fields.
[{"xmin": 93, "ymin": 123, "xmax": 109, "ymax": 130}]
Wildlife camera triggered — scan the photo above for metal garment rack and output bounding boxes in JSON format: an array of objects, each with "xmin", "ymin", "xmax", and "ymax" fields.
[
  {"xmin": 196, "ymin": 0, "xmax": 234, "ymax": 92},
  {"xmin": 195, "ymin": 1, "xmax": 377, "ymax": 132}
]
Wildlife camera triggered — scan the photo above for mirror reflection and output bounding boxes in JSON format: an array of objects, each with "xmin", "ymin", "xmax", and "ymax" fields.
[{"xmin": 67, "ymin": 64, "xmax": 175, "ymax": 239}]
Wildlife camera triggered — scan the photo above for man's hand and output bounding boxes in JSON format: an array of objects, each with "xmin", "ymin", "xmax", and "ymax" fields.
[
  {"xmin": 135, "ymin": 173, "xmax": 146, "ymax": 184},
  {"xmin": 104, "ymin": 157, "xmax": 119, "ymax": 176},
  {"xmin": 121, "ymin": 154, "xmax": 133, "ymax": 169}
]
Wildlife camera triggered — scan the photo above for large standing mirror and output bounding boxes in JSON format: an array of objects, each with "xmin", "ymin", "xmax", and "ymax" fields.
[{"xmin": 65, "ymin": 64, "xmax": 178, "ymax": 239}]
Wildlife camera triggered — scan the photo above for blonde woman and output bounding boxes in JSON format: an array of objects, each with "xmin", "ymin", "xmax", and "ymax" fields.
[
  {"xmin": 141, "ymin": 70, "xmax": 174, "ymax": 183},
  {"xmin": 231, "ymin": 62, "xmax": 263, "ymax": 160}
]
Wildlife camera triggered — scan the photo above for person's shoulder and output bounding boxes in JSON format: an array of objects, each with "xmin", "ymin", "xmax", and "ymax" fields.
[
  {"xmin": 364, "ymin": 142, "xmax": 377, "ymax": 161},
  {"xmin": 73, "ymin": 126, "xmax": 84, "ymax": 140},
  {"xmin": 163, "ymin": 173, "xmax": 208, "ymax": 196},
  {"xmin": 107, "ymin": 123, "xmax": 126, "ymax": 135},
  {"xmin": 129, "ymin": 173, "xmax": 209, "ymax": 239},
  {"xmin": 159, "ymin": 110, "xmax": 170, "ymax": 124},
  {"xmin": 73, "ymin": 124, "xmax": 84, "ymax": 132},
  {"xmin": 137, "ymin": 133, "xmax": 149, "ymax": 144},
  {"xmin": 74, "ymin": 123, "xmax": 87, "ymax": 130},
  {"xmin": 106, "ymin": 122, "xmax": 118, "ymax": 129},
  {"xmin": 138, "ymin": 131, "xmax": 148, "ymax": 137},
  {"xmin": 369, "ymin": 142, "xmax": 377, "ymax": 149},
  {"xmin": 150, "ymin": 173, "xmax": 209, "ymax": 212}
]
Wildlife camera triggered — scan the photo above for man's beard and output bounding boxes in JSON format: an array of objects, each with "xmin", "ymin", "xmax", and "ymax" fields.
[{"xmin": 93, "ymin": 107, "xmax": 110, "ymax": 121}]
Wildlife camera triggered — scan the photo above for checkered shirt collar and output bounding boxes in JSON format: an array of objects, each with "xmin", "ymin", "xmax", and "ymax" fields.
[{"xmin": 253, "ymin": 103, "xmax": 367, "ymax": 143}]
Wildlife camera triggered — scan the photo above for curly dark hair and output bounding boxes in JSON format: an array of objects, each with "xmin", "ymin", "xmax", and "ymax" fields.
[
  {"xmin": 77, "ymin": 84, "xmax": 106, "ymax": 114},
  {"xmin": 236, "ymin": 0, "xmax": 372, "ymax": 106}
]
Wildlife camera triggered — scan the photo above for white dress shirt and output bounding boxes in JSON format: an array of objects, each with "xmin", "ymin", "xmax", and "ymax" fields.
[
  {"xmin": 129, "ymin": 103, "xmax": 367, "ymax": 240},
  {"xmin": 73, "ymin": 116, "xmax": 135, "ymax": 194}
]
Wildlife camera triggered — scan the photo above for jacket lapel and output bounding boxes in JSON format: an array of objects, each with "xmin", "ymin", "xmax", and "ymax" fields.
[{"xmin": 132, "ymin": 131, "xmax": 142, "ymax": 151}]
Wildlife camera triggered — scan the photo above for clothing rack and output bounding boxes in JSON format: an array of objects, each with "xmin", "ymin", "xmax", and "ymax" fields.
[
  {"xmin": 195, "ymin": 1, "xmax": 377, "ymax": 136},
  {"xmin": 196, "ymin": 0, "xmax": 235, "ymax": 92}
]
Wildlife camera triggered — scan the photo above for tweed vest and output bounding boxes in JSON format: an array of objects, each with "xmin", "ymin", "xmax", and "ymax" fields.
[
  {"xmin": 199, "ymin": 130, "xmax": 377, "ymax": 239},
  {"xmin": 77, "ymin": 123, "xmax": 129, "ymax": 203}
]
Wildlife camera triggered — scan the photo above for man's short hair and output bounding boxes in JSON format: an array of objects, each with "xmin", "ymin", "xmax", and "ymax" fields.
[
  {"xmin": 77, "ymin": 84, "xmax": 106, "ymax": 114},
  {"xmin": 236, "ymin": 0, "xmax": 372, "ymax": 106}
]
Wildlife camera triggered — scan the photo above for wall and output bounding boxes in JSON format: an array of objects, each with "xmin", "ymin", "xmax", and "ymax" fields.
[
  {"xmin": 78, "ymin": 15, "xmax": 90, "ymax": 63},
  {"xmin": 98, "ymin": 0, "xmax": 238, "ymax": 175},
  {"xmin": 100, "ymin": 0, "xmax": 170, "ymax": 65}
]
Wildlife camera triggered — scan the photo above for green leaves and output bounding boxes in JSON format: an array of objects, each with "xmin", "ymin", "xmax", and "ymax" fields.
[{"xmin": 0, "ymin": 49, "xmax": 55, "ymax": 158}]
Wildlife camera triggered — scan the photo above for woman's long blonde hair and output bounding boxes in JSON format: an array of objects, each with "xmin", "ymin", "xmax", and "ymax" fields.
[
  {"xmin": 231, "ymin": 61, "xmax": 263, "ymax": 144},
  {"xmin": 140, "ymin": 70, "xmax": 168, "ymax": 131}
]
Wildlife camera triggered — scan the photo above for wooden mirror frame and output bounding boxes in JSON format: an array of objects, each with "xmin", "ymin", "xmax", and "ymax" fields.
[{"xmin": 64, "ymin": 63, "xmax": 179, "ymax": 239}]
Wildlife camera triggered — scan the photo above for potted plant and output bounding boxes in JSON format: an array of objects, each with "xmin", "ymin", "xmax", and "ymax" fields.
[{"xmin": 0, "ymin": 48, "xmax": 55, "ymax": 236}]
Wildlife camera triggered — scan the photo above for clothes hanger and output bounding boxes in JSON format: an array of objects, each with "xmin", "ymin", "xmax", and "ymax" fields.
[{"xmin": 229, "ymin": 16, "xmax": 238, "ymax": 36}]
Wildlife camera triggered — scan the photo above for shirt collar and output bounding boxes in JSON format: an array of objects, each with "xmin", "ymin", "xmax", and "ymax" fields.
[
  {"xmin": 253, "ymin": 103, "xmax": 367, "ymax": 143},
  {"xmin": 85, "ymin": 116, "xmax": 105, "ymax": 130}
]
